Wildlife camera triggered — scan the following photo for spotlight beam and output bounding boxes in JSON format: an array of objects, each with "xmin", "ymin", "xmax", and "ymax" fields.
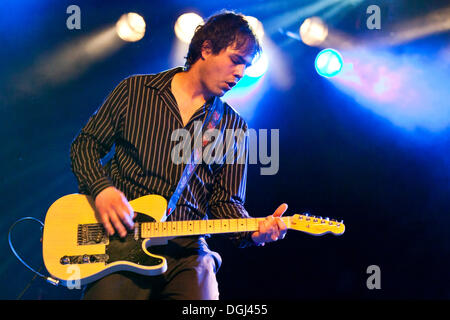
[
  {"xmin": 263, "ymin": 0, "xmax": 357, "ymax": 35},
  {"xmin": 15, "ymin": 26, "xmax": 123, "ymax": 95},
  {"xmin": 14, "ymin": 12, "xmax": 147, "ymax": 95}
]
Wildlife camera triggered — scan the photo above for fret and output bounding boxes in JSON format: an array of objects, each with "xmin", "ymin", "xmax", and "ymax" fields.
[
  {"xmin": 237, "ymin": 219, "xmax": 246, "ymax": 231},
  {"xmin": 245, "ymin": 219, "xmax": 252, "ymax": 232},
  {"xmin": 140, "ymin": 217, "xmax": 277, "ymax": 239},
  {"xmin": 160, "ymin": 222, "xmax": 165, "ymax": 236},
  {"xmin": 187, "ymin": 221, "xmax": 194, "ymax": 234},
  {"xmin": 213, "ymin": 219, "xmax": 221, "ymax": 234},
  {"xmin": 254, "ymin": 218, "xmax": 261, "ymax": 230},
  {"xmin": 229, "ymin": 219, "xmax": 237, "ymax": 232},
  {"xmin": 182, "ymin": 220, "xmax": 188, "ymax": 235},
  {"xmin": 141, "ymin": 223, "xmax": 145, "ymax": 238},
  {"xmin": 143, "ymin": 222, "xmax": 151, "ymax": 238},
  {"xmin": 162, "ymin": 222, "xmax": 167, "ymax": 236},
  {"xmin": 207, "ymin": 220, "xmax": 214, "ymax": 233},
  {"xmin": 141, "ymin": 223, "xmax": 146, "ymax": 238},
  {"xmin": 177, "ymin": 221, "xmax": 182, "ymax": 235},
  {"xmin": 221, "ymin": 219, "xmax": 229, "ymax": 232},
  {"xmin": 170, "ymin": 221, "xmax": 176, "ymax": 235},
  {"xmin": 193, "ymin": 220, "xmax": 200, "ymax": 235},
  {"xmin": 144, "ymin": 222, "xmax": 148, "ymax": 237},
  {"xmin": 248, "ymin": 218, "xmax": 259, "ymax": 231},
  {"xmin": 284, "ymin": 216, "xmax": 291, "ymax": 229},
  {"xmin": 200, "ymin": 220, "xmax": 207, "ymax": 234},
  {"xmin": 170, "ymin": 221, "xmax": 175, "ymax": 236}
]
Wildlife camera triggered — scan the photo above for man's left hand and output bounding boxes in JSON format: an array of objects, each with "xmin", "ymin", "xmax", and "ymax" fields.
[{"xmin": 251, "ymin": 203, "xmax": 288, "ymax": 246}]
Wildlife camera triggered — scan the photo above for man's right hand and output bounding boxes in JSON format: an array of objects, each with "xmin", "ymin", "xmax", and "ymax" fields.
[{"xmin": 94, "ymin": 186, "xmax": 135, "ymax": 238}]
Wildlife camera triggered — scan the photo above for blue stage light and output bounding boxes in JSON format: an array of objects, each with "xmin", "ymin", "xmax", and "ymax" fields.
[
  {"xmin": 315, "ymin": 48, "xmax": 343, "ymax": 78},
  {"xmin": 245, "ymin": 52, "xmax": 269, "ymax": 78}
]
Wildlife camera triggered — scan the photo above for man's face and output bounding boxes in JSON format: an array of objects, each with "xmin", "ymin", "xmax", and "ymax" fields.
[{"xmin": 199, "ymin": 43, "xmax": 254, "ymax": 97}]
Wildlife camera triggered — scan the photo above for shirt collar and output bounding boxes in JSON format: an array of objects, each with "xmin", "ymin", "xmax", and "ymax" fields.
[
  {"xmin": 144, "ymin": 66, "xmax": 185, "ymax": 91},
  {"xmin": 145, "ymin": 66, "xmax": 216, "ymax": 112}
]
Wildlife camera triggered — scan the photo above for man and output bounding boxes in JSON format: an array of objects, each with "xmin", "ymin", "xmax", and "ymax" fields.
[{"xmin": 70, "ymin": 10, "xmax": 287, "ymax": 300}]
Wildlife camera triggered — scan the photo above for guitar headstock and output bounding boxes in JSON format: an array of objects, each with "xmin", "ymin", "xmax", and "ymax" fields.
[{"xmin": 289, "ymin": 214, "xmax": 345, "ymax": 236}]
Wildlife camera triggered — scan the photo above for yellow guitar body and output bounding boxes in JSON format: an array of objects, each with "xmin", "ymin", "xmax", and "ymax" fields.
[{"xmin": 42, "ymin": 193, "xmax": 168, "ymax": 287}]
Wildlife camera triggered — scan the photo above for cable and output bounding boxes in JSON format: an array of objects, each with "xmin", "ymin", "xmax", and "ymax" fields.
[
  {"xmin": 16, "ymin": 265, "xmax": 43, "ymax": 300},
  {"xmin": 8, "ymin": 217, "xmax": 60, "ymax": 286}
]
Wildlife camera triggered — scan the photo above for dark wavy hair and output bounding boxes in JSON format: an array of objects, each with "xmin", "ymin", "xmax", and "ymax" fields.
[{"xmin": 184, "ymin": 10, "xmax": 262, "ymax": 70}]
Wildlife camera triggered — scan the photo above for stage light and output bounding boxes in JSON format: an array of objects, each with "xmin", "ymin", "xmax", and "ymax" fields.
[
  {"xmin": 245, "ymin": 16, "xmax": 265, "ymax": 42},
  {"xmin": 300, "ymin": 16, "xmax": 328, "ymax": 46},
  {"xmin": 315, "ymin": 48, "xmax": 343, "ymax": 77},
  {"xmin": 245, "ymin": 52, "xmax": 269, "ymax": 78},
  {"xmin": 174, "ymin": 13, "xmax": 204, "ymax": 44},
  {"xmin": 116, "ymin": 13, "xmax": 146, "ymax": 42},
  {"xmin": 330, "ymin": 48, "xmax": 450, "ymax": 132}
]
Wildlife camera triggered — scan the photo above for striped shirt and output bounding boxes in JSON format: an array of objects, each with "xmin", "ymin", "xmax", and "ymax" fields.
[{"xmin": 70, "ymin": 67, "xmax": 254, "ymax": 247}]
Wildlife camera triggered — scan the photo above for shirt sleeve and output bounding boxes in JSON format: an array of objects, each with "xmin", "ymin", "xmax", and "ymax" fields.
[
  {"xmin": 208, "ymin": 119, "xmax": 257, "ymax": 248},
  {"xmin": 70, "ymin": 78, "xmax": 128, "ymax": 200}
]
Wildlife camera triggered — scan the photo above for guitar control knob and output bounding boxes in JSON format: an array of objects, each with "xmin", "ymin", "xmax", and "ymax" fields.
[{"xmin": 60, "ymin": 256, "xmax": 70, "ymax": 265}]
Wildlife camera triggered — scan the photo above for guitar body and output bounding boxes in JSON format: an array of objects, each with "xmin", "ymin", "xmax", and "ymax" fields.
[{"xmin": 42, "ymin": 194, "xmax": 169, "ymax": 287}]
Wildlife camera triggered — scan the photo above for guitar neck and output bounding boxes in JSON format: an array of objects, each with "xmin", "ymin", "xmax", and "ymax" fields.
[{"xmin": 140, "ymin": 217, "xmax": 291, "ymax": 238}]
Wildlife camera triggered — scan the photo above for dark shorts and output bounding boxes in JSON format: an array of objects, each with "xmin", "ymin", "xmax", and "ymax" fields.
[{"xmin": 81, "ymin": 236, "xmax": 222, "ymax": 300}]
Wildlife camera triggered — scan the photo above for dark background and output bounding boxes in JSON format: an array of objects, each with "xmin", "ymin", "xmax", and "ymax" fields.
[{"xmin": 1, "ymin": 0, "xmax": 449, "ymax": 300}]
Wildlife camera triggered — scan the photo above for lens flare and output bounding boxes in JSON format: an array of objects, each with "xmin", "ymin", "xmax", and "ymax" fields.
[
  {"xmin": 315, "ymin": 48, "xmax": 343, "ymax": 78},
  {"xmin": 300, "ymin": 16, "xmax": 328, "ymax": 47},
  {"xmin": 115, "ymin": 13, "xmax": 146, "ymax": 42},
  {"xmin": 174, "ymin": 13, "xmax": 204, "ymax": 44},
  {"xmin": 245, "ymin": 52, "xmax": 269, "ymax": 78}
]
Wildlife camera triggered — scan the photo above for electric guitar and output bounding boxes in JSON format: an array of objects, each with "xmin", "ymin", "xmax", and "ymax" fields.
[{"xmin": 42, "ymin": 194, "xmax": 345, "ymax": 287}]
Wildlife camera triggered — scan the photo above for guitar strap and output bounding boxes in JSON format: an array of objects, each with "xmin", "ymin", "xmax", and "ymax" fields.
[{"xmin": 163, "ymin": 96, "xmax": 224, "ymax": 221}]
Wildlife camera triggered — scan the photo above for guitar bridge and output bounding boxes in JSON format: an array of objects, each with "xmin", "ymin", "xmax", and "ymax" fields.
[{"xmin": 77, "ymin": 223, "xmax": 109, "ymax": 245}]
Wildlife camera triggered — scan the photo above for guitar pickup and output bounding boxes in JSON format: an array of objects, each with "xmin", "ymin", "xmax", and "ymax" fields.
[{"xmin": 60, "ymin": 254, "xmax": 109, "ymax": 265}]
